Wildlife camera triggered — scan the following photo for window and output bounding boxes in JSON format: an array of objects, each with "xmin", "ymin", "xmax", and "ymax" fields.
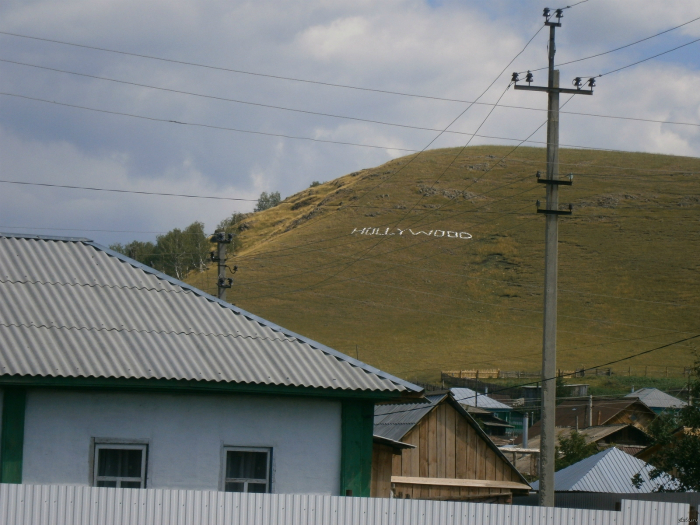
[
  {"xmin": 222, "ymin": 447, "xmax": 271, "ymax": 493},
  {"xmin": 94, "ymin": 444, "xmax": 147, "ymax": 488}
]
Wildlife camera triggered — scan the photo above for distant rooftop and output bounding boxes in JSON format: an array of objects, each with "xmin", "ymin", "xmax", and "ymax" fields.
[
  {"xmin": 625, "ymin": 388, "xmax": 686, "ymax": 410},
  {"xmin": 531, "ymin": 447, "xmax": 676, "ymax": 493},
  {"xmin": 451, "ymin": 387, "xmax": 512, "ymax": 410}
]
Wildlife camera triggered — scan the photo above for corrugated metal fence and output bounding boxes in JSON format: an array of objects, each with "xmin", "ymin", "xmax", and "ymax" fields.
[{"xmin": 0, "ymin": 484, "xmax": 689, "ymax": 525}]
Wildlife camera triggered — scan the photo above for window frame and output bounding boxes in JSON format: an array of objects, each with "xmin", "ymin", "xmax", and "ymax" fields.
[
  {"xmin": 93, "ymin": 443, "xmax": 148, "ymax": 489},
  {"xmin": 221, "ymin": 446, "xmax": 272, "ymax": 493}
]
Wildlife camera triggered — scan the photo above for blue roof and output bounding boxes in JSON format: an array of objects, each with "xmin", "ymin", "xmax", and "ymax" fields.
[{"xmin": 531, "ymin": 447, "xmax": 676, "ymax": 493}]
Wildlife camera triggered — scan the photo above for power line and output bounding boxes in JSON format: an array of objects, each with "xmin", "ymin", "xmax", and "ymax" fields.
[
  {"xmin": 247, "ymin": 25, "xmax": 548, "ymax": 295},
  {"xmin": 597, "ymin": 35, "xmax": 700, "ymax": 77},
  {"xmin": 0, "ymin": 179, "xmax": 257, "ymax": 201},
  {"xmin": 0, "ymin": 92, "xmax": 417, "ymax": 153},
  {"xmin": 0, "ymin": 29, "xmax": 549, "ymax": 105},
  {"xmin": 7, "ymin": 57, "xmax": 681, "ymax": 151},
  {"xmin": 6, "ymin": 34, "xmax": 700, "ymax": 129},
  {"xmin": 523, "ymin": 14, "xmax": 700, "ymax": 73}
]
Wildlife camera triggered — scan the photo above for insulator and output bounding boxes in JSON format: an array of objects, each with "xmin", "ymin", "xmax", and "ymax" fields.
[
  {"xmin": 526, "ymin": 71, "xmax": 534, "ymax": 83},
  {"xmin": 555, "ymin": 8, "xmax": 564, "ymax": 18},
  {"xmin": 511, "ymin": 72, "xmax": 520, "ymax": 83},
  {"xmin": 536, "ymin": 171, "xmax": 541, "ymax": 178},
  {"xmin": 588, "ymin": 77, "xmax": 596, "ymax": 88},
  {"xmin": 568, "ymin": 203, "xmax": 573, "ymax": 211},
  {"xmin": 543, "ymin": 7, "xmax": 551, "ymax": 18},
  {"xmin": 568, "ymin": 173, "xmax": 574, "ymax": 181},
  {"xmin": 573, "ymin": 77, "xmax": 582, "ymax": 89},
  {"xmin": 536, "ymin": 200, "xmax": 541, "ymax": 208}
]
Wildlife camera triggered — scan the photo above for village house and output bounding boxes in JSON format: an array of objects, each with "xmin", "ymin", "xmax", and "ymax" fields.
[
  {"xmin": 0, "ymin": 233, "xmax": 423, "ymax": 496},
  {"xmin": 372, "ymin": 392, "xmax": 530, "ymax": 503},
  {"xmin": 526, "ymin": 397, "xmax": 657, "ymax": 439},
  {"xmin": 625, "ymin": 388, "xmax": 686, "ymax": 415}
]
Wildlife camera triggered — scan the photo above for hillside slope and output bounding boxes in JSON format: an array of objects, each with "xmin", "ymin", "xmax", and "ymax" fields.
[{"xmin": 186, "ymin": 146, "xmax": 700, "ymax": 383}]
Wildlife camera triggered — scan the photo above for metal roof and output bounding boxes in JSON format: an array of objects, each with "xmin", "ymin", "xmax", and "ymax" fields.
[
  {"xmin": 524, "ymin": 425, "xmax": 647, "ymax": 451},
  {"xmin": 451, "ymin": 387, "xmax": 512, "ymax": 410},
  {"xmin": 0, "ymin": 233, "xmax": 422, "ymax": 393},
  {"xmin": 626, "ymin": 388, "xmax": 686, "ymax": 409},
  {"xmin": 531, "ymin": 447, "xmax": 676, "ymax": 493},
  {"xmin": 374, "ymin": 394, "xmax": 444, "ymax": 442}
]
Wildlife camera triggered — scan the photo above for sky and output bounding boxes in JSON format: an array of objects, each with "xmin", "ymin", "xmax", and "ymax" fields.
[{"xmin": 1, "ymin": 0, "xmax": 700, "ymax": 245}]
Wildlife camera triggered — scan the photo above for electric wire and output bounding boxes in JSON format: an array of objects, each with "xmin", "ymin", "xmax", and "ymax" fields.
[
  {"xmin": 596, "ymin": 36, "xmax": 700, "ymax": 77},
  {"xmin": 6, "ymin": 31, "xmax": 700, "ymax": 129},
  {"xmin": 0, "ymin": 29, "xmax": 550, "ymax": 105},
  {"xmin": 0, "ymin": 92, "xmax": 417, "ymax": 153},
  {"xmin": 385, "ymin": 335, "xmax": 700, "ymax": 415},
  {"xmin": 0, "ymin": 179, "xmax": 257, "ymax": 201},
  {"xmin": 523, "ymin": 14, "xmax": 700, "ymax": 73},
  {"xmin": 8, "ymin": 57, "xmax": 693, "ymax": 149},
  {"xmin": 243, "ymin": 24, "xmax": 548, "ymax": 295}
]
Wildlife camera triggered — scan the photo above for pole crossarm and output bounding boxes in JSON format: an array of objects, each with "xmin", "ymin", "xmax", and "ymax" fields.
[
  {"xmin": 537, "ymin": 178, "xmax": 572, "ymax": 186},
  {"xmin": 514, "ymin": 84, "xmax": 593, "ymax": 95},
  {"xmin": 537, "ymin": 209, "xmax": 573, "ymax": 215}
]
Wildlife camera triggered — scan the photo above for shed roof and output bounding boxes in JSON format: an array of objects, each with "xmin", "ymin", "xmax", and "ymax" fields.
[
  {"xmin": 531, "ymin": 447, "xmax": 676, "ymax": 493},
  {"xmin": 374, "ymin": 392, "xmax": 529, "ymax": 486},
  {"xmin": 528, "ymin": 398, "xmax": 656, "ymax": 438},
  {"xmin": 625, "ymin": 388, "xmax": 686, "ymax": 409},
  {"xmin": 450, "ymin": 387, "xmax": 512, "ymax": 410},
  {"xmin": 523, "ymin": 424, "xmax": 648, "ymax": 450},
  {"xmin": 0, "ymin": 233, "xmax": 421, "ymax": 394}
]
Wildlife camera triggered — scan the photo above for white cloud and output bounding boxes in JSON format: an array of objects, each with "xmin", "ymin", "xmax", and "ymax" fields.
[{"xmin": 0, "ymin": 0, "xmax": 699, "ymax": 243}]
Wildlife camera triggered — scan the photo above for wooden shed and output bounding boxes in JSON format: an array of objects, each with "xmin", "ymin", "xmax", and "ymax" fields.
[{"xmin": 372, "ymin": 393, "xmax": 530, "ymax": 502}]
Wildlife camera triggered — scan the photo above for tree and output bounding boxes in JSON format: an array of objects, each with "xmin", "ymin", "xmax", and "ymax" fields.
[
  {"xmin": 636, "ymin": 362, "xmax": 700, "ymax": 491},
  {"xmin": 110, "ymin": 221, "xmax": 210, "ymax": 281},
  {"xmin": 555, "ymin": 431, "xmax": 598, "ymax": 471},
  {"xmin": 254, "ymin": 191, "xmax": 281, "ymax": 212}
]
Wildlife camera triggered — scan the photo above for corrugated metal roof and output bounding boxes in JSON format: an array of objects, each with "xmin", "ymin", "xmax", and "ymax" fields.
[
  {"xmin": 451, "ymin": 387, "xmax": 512, "ymax": 410},
  {"xmin": 0, "ymin": 233, "xmax": 422, "ymax": 393},
  {"xmin": 525, "ymin": 425, "xmax": 645, "ymax": 451},
  {"xmin": 626, "ymin": 388, "xmax": 686, "ymax": 409},
  {"xmin": 531, "ymin": 448, "xmax": 676, "ymax": 493},
  {"xmin": 374, "ymin": 394, "xmax": 444, "ymax": 441}
]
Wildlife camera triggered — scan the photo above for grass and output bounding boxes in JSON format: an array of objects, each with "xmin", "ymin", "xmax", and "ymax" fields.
[{"xmin": 185, "ymin": 146, "xmax": 700, "ymax": 387}]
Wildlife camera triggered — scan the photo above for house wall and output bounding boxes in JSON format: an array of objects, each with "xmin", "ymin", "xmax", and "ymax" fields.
[
  {"xmin": 604, "ymin": 407, "xmax": 655, "ymax": 430},
  {"xmin": 370, "ymin": 443, "xmax": 394, "ymax": 498},
  {"xmin": 19, "ymin": 389, "xmax": 342, "ymax": 494},
  {"xmin": 391, "ymin": 401, "xmax": 521, "ymax": 500}
]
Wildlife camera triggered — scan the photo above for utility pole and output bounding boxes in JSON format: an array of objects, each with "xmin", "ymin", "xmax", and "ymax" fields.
[
  {"xmin": 513, "ymin": 7, "xmax": 594, "ymax": 508},
  {"xmin": 210, "ymin": 232, "xmax": 236, "ymax": 301}
]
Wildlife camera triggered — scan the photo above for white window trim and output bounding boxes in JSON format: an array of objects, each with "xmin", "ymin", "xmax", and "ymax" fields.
[
  {"xmin": 221, "ymin": 446, "xmax": 272, "ymax": 493},
  {"xmin": 93, "ymin": 443, "xmax": 148, "ymax": 489}
]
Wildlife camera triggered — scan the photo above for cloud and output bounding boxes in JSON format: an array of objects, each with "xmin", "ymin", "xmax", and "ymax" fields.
[{"xmin": 0, "ymin": 0, "xmax": 699, "ymax": 243}]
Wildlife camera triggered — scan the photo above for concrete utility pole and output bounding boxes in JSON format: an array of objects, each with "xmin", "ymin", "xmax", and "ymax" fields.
[
  {"xmin": 210, "ymin": 232, "xmax": 235, "ymax": 301},
  {"xmin": 513, "ymin": 7, "xmax": 594, "ymax": 508}
]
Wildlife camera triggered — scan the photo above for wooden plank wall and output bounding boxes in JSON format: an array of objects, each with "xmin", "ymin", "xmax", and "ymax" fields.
[
  {"xmin": 370, "ymin": 443, "xmax": 394, "ymax": 498},
  {"xmin": 391, "ymin": 401, "xmax": 520, "ymax": 500}
]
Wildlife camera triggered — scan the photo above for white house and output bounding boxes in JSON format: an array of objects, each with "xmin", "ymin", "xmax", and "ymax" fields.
[{"xmin": 0, "ymin": 233, "xmax": 422, "ymax": 496}]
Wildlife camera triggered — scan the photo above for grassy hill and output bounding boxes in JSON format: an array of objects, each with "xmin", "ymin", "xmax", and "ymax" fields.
[{"xmin": 185, "ymin": 146, "xmax": 700, "ymax": 384}]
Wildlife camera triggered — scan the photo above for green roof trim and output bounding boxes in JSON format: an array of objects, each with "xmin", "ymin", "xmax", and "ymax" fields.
[{"xmin": 0, "ymin": 375, "xmax": 410, "ymax": 401}]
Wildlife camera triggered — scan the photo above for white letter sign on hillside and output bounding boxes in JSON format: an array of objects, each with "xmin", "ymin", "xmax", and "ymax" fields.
[{"xmin": 351, "ymin": 227, "xmax": 472, "ymax": 239}]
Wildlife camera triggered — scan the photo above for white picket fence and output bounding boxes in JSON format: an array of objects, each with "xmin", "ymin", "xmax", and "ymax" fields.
[{"xmin": 0, "ymin": 484, "xmax": 690, "ymax": 525}]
